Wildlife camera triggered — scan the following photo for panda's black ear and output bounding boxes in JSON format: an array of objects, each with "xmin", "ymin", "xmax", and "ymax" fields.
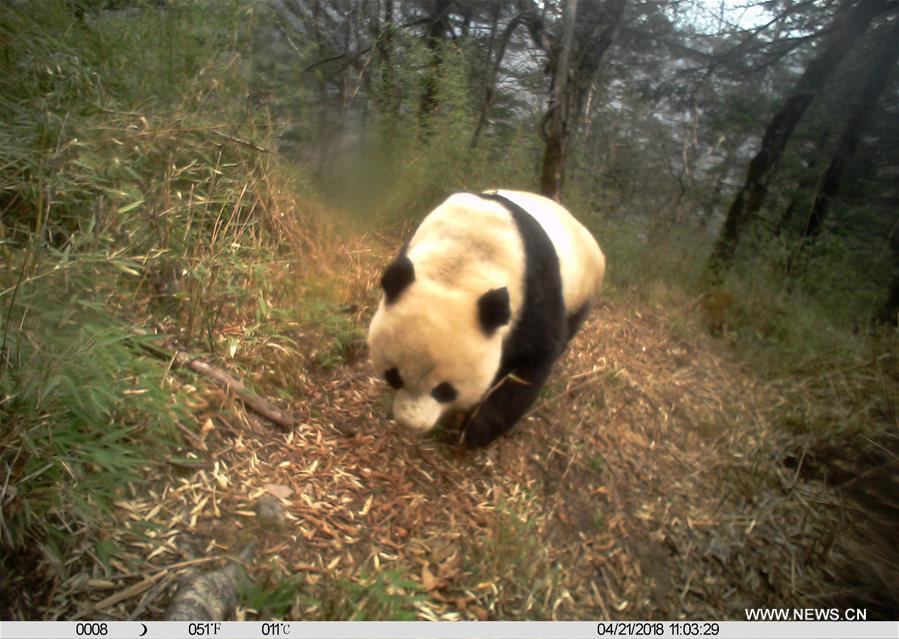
[
  {"xmin": 381, "ymin": 255, "xmax": 415, "ymax": 304},
  {"xmin": 478, "ymin": 287, "xmax": 510, "ymax": 335}
]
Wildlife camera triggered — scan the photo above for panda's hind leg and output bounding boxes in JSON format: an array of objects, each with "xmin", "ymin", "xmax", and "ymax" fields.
[
  {"xmin": 565, "ymin": 303, "xmax": 592, "ymax": 343},
  {"xmin": 462, "ymin": 360, "xmax": 554, "ymax": 448}
]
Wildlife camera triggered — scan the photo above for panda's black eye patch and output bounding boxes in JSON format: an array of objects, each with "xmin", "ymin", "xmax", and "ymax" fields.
[
  {"xmin": 430, "ymin": 382, "xmax": 458, "ymax": 403},
  {"xmin": 384, "ymin": 368, "xmax": 403, "ymax": 390}
]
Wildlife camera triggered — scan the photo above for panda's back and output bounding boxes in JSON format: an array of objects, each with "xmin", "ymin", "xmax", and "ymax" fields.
[
  {"xmin": 490, "ymin": 190, "xmax": 605, "ymax": 316},
  {"xmin": 406, "ymin": 191, "xmax": 603, "ymax": 321},
  {"xmin": 407, "ymin": 193, "xmax": 527, "ymax": 306}
]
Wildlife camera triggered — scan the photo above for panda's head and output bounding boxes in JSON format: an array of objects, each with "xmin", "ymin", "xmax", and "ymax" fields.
[{"xmin": 367, "ymin": 254, "xmax": 511, "ymax": 433}]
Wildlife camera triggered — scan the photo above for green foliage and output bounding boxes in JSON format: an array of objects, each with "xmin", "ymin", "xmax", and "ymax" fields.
[
  {"xmin": 237, "ymin": 567, "xmax": 300, "ymax": 619},
  {"xmin": 724, "ymin": 230, "xmax": 881, "ymax": 361},
  {"xmin": 0, "ymin": 0, "xmax": 289, "ymax": 584},
  {"xmin": 341, "ymin": 568, "xmax": 426, "ymax": 620},
  {"xmin": 319, "ymin": 38, "xmax": 543, "ymax": 229},
  {"xmin": 789, "ymin": 232, "xmax": 893, "ymax": 326},
  {"xmin": 0, "ymin": 266, "xmax": 185, "ymax": 550},
  {"xmin": 0, "ymin": 1, "xmax": 255, "ymax": 242},
  {"xmin": 306, "ymin": 566, "xmax": 426, "ymax": 620},
  {"xmin": 588, "ymin": 210, "xmax": 708, "ymax": 304},
  {"xmin": 0, "ymin": 0, "xmax": 289, "ymax": 343},
  {"xmin": 272, "ymin": 296, "xmax": 365, "ymax": 371}
]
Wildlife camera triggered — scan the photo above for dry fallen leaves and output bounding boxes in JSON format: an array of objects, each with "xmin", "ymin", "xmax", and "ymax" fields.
[{"xmin": 29, "ymin": 296, "xmax": 872, "ymax": 621}]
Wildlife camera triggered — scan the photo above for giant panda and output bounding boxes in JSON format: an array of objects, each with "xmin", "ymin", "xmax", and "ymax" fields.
[{"xmin": 367, "ymin": 190, "xmax": 605, "ymax": 447}]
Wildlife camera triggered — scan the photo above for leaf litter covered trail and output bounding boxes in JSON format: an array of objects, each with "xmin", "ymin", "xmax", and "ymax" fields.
[{"xmin": 56, "ymin": 295, "xmax": 866, "ymax": 620}]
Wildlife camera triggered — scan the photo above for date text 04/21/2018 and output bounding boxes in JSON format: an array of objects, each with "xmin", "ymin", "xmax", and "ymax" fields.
[{"xmin": 597, "ymin": 621, "xmax": 721, "ymax": 636}]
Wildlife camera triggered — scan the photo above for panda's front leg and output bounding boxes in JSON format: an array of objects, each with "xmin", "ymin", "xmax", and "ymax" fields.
[{"xmin": 462, "ymin": 361, "xmax": 554, "ymax": 448}]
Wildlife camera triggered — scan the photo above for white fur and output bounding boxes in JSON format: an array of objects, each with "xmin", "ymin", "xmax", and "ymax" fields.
[
  {"xmin": 486, "ymin": 190, "xmax": 606, "ymax": 314},
  {"xmin": 368, "ymin": 191, "xmax": 604, "ymax": 433},
  {"xmin": 392, "ymin": 390, "xmax": 444, "ymax": 433}
]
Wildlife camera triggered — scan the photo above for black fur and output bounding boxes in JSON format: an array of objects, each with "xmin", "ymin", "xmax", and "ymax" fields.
[
  {"xmin": 381, "ymin": 255, "xmax": 414, "ymax": 304},
  {"xmin": 463, "ymin": 192, "xmax": 568, "ymax": 447},
  {"xmin": 477, "ymin": 287, "xmax": 511, "ymax": 335},
  {"xmin": 384, "ymin": 367, "xmax": 403, "ymax": 389},
  {"xmin": 431, "ymin": 382, "xmax": 459, "ymax": 403},
  {"xmin": 566, "ymin": 303, "xmax": 591, "ymax": 342}
]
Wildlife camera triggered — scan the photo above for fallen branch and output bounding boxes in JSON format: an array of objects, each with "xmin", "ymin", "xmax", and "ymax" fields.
[{"xmin": 133, "ymin": 329, "xmax": 297, "ymax": 429}]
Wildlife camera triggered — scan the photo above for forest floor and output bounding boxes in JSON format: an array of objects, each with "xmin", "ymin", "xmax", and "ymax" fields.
[{"xmin": 16, "ymin": 258, "xmax": 890, "ymax": 621}]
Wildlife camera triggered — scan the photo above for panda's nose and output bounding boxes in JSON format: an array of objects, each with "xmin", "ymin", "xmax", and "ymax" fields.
[{"xmin": 392, "ymin": 392, "xmax": 441, "ymax": 433}]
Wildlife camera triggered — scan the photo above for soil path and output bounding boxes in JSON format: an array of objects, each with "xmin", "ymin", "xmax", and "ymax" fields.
[{"xmin": 60, "ymin": 297, "xmax": 846, "ymax": 620}]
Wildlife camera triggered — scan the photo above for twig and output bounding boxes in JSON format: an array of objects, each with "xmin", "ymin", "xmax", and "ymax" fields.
[
  {"xmin": 94, "ymin": 571, "xmax": 167, "ymax": 611},
  {"xmin": 302, "ymin": 46, "xmax": 373, "ymax": 73},
  {"xmin": 211, "ymin": 130, "xmax": 270, "ymax": 153},
  {"xmin": 177, "ymin": 355, "xmax": 296, "ymax": 428},
  {"xmin": 132, "ymin": 329, "xmax": 297, "ymax": 429},
  {"xmin": 93, "ymin": 555, "xmax": 233, "ymax": 614}
]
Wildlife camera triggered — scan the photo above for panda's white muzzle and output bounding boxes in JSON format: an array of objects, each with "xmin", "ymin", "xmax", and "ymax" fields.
[{"xmin": 392, "ymin": 390, "xmax": 443, "ymax": 433}]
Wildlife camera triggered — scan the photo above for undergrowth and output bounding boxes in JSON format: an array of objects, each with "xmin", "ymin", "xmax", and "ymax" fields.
[
  {"xmin": 309, "ymin": 567, "xmax": 426, "ymax": 620},
  {"xmin": 461, "ymin": 499, "xmax": 563, "ymax": 619},
  {"xmin": 0, "ymin": 2, "xmax": 352, "ymax": 614},
  {"xmin": 0, "ymin": 271, "xmax": 186, "ymax": 549},
  {"xmin": 590, "ymin": 201, "xmax": 897, "ymax": 442}
]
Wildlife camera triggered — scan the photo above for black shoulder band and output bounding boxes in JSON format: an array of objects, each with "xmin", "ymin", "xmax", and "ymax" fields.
[{"xmin": 476, "ymin": 191, "xmax": 566, "ymax": 374}]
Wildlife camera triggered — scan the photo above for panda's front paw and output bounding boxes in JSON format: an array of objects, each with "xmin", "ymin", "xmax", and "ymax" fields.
[{"xmin": 462, "ymin": 413, "xmax": 501, "ymax": 448}]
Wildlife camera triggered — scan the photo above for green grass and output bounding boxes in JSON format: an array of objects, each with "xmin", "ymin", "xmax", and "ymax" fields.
[
  {"xmin": 0, "ymin": 1, "xmax": 294, "ymax": 606},
  {"xmin": 302, "ymin": 566, "xmax": 426, "ymax": 620},
  {"xmin": 0, "ymin": 268, "xmax": 187, "ymax": 551},
  {"xmin": 295, "ymin": 298, "xmax": 365, "ymax": 371},
  {"xmin": 237, "ymin": 566, "xmax": 299, "ymax": 619},
  {"xmin": 580, "ymin": 189, "xmax": 897, "ymax": 445}
]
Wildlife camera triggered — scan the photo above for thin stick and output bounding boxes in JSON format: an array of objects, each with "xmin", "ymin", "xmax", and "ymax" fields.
[
  {"xmin": 132, "ymin": 329, "xmax": 297, "ymax": 429},
  {"xmin": 211, "ymin": 130, "xmax": 270, "ymax": 153},
  {"xmin": 93, "ymin": 556, "xmax": 230, "ymax": 612},
  {"xmin": 94, "ymin": 571, "xmax": 167, "ymax": 611},
  {"xmin": 177, "ymin": 353, "xmax": 296, "ymax": 427}
]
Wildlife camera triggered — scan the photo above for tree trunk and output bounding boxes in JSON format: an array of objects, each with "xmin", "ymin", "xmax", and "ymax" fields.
[
  {"xmin": 471, "ymin": 12, "xmax": 522, "ymax": 148},
  {"xmin": 539, "ymin": 0, "xmax": 578, "ymax": 201},
  {"xmin": 419, "ymin": 0, "xmax": 452, "ymax": 130},
  {"xmin": 310, "ymin": 0, "xmax": 331, "ymax": 174},
  {"xmin": 569, "ymin": 0, "xmax": 627, "ymax": 129},
  {"xmin": 775, "ymin": 153, "xmax": 824, "ymax": 238},
  {"xmin": 705, "ymin": 0, "xmax": 894, "ymax": 282},
  {"xmin": 803, "ymin": 17, "xmax": 899, "ymax": 241},
  {"xmin": 878, "ymin": 269, "xmax": 899, "ymax": 325},
  {"xmin": 531, "ymin": 0, "xmax": 627, "ymax": 201},
  {"xmin": 377, "ymin": 0, "xmax": 398, "ymax": 147}
]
